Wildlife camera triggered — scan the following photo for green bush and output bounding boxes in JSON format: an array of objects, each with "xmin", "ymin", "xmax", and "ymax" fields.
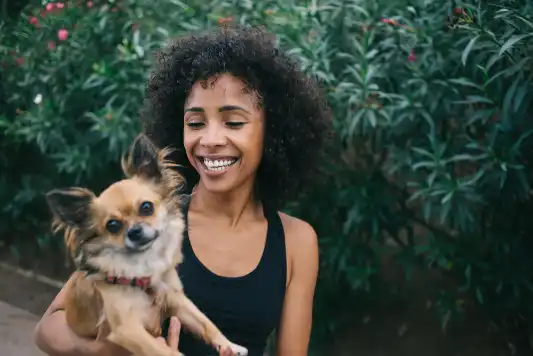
[{"xmin": 2, "ymin": 0, "xmax": 533, "ymax": 353}]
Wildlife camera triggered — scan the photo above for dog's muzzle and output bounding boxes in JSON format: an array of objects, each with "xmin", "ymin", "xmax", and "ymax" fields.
[{"xmin": 125, "ymin": 223, "xmax": 158, "ymax": 252}]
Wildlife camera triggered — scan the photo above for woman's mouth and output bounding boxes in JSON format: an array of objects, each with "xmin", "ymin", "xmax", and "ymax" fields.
[{"xmin": 198, "ymin": 157, "xmax": 239, "ymax": 175}]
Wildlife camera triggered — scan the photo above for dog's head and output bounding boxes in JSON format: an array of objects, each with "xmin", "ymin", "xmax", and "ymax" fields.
[{"xmin": 45, "ymin": 134, "xmax": 185, "ymax": 276}]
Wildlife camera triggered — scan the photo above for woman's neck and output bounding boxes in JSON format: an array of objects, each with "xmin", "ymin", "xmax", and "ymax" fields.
[{"xmin": 190, "ymin": 179, "xmax": 260, "ymax": 228}]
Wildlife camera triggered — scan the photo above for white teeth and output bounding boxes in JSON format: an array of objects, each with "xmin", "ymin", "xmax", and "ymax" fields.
[{"xmin": 202, "ymin": 158, "xmax": 237, "ymax": 171}]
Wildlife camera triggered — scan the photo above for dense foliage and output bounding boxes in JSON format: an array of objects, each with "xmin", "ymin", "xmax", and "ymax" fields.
[{"xmin": 2, "ymin": 0, "xmax": 533, "ymax": 353}]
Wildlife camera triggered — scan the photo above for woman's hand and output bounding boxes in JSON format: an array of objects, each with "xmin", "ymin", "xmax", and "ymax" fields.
[
  {"xmin": 156, "ymin": 316, "xmax": 181, "ymax": 351},
  {"xmin": 156, "ymin": 317, "xmax": 241, "ymax": 356}
]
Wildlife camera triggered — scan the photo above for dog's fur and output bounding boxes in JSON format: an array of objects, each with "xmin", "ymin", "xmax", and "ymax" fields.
[{"xmin": 45, "ymin": 134, "xmax": 248, "ymax": 356}]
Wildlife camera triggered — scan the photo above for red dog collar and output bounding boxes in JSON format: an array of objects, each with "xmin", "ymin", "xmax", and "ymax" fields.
[{"xmin": 104, "ymin": 274, "xmax": 152, "ymax": 290}]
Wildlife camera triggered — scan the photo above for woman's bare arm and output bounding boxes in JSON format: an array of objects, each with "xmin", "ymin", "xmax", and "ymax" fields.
[
  {"xmin": 275, "ymin": 215, "xmax": 319, "ymax": 356},
  {"xmin": 33, "ymin": 272, "xmax": 125, "ymax": 356}
]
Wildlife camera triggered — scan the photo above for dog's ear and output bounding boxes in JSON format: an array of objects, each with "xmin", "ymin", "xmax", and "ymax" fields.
[
  {"xmin": 123, "ymin": 133, "xmax": 163, "ymax": 181},
  {"xmin": 45, "ymin": 187, "xmax": 95, "ymax": 228}
]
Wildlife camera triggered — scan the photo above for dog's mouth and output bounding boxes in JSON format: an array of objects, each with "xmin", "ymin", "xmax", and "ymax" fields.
[{"xmin": 125, "ymin": 227, "xmax": 159, "ymax": 253}]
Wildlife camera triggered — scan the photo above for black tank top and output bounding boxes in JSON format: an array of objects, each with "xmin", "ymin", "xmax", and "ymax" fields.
[{"xmin": 162, "ymin": 198, "xmax": 287, "ymax": 356}]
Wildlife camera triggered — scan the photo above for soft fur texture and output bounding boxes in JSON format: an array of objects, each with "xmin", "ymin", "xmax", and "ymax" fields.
[{"xmin": 45, "ymin": 134, "xmax": 248, "ymax": 356}]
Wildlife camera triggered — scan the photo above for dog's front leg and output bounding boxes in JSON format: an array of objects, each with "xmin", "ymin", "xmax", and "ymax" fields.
[
  {"xmin": 161, "ymin": 270, "xmax": 248, "ymax": 356},
  {"xmin": 107, "ymin": 322, "xmax": 183, "ymax": 356},
  {"xmin": 98, "ymin": 286, "xmax": 182, "ymax": 356}
]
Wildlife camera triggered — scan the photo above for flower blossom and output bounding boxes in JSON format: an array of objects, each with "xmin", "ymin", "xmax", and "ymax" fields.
[{"xmin": 57, "ymin": 28, "xmax": 68, "ymax": 41}]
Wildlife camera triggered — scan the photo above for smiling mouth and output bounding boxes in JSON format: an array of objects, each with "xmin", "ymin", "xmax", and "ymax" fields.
[{"xmin": 198, "ymin": 157, "xmax": 239, "ymax": 172}]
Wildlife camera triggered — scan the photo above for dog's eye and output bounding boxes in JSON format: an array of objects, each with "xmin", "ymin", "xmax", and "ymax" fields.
[
  {"xmin": 106, "ymin": 219, "xmax": 123, "ymax": 234},
  {"xmin": 139, "ymin": 201, "xmax": 154, "ymax": 216}
]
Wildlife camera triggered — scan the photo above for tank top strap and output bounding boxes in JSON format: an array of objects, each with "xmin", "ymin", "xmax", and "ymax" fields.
[{"xmin": 260, "ymin": 202, "xmax": 287, "ymax": 286}]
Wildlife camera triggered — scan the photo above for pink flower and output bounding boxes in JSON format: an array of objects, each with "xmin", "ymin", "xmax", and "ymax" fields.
[
  {"xmin": 46, "ymin": 3, "xmax": 54, "ymax": 11},
  {"xmin": 29, "ymin": 16, "xmax": 39, "ymax": 25},
  {"xmin": 56, "ymin": 2, "xmax": 64, "ymax": 8},
  {"xmin": 87, "ymin": 1, "xmax": 93, "ymax": 8},
  {"xmin": 408, "ymin": 50, "xmax": 416, "ymax": 62},
  {"xmin": 16, "ymin": 57, "xmax": 24, "ymax": 66},
  {"xmin": 57, "ymin": 28, "xmax": 68, "ymax": 41},
  {"xmin": 381, "ymin": 18, "xmax": 397, "ymax": 25},
  {"xmin": 47, "ymin": 41, "xmax": 56, "ymax": 50}
]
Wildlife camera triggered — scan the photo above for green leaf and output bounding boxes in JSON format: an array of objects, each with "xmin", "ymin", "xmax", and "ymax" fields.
[
  {"xmin": 448, "ymin": 77, "xmax": 483, "ymax": 91},
  {"xmin": 513, "ymin": 83, "xmax": 529, "ymax": 112},
  {"xmin": 453, "ymin": 95, "xmax": 494, "ymax": 105},
  {"xmin": 465, "ymin": 265, "xmax": 472, "ymax": 286},
  {"xmin": 502, "ymin": 76, "xmax": 519, "ymax": 120},
  {"xmin": 367, "ymin": 110, "xmax": 377, "ymax": 128},
  {"xmin": 498, "ymin": 34, "xmax": 533, "ymax": 57},
  {"xmin": 439, "ymin": 199, "xmax": 452, "ymax": 224},
  {"xmin": 462, "ymin": 35, "xmax": 479, "ymax": 66},
  {"xmin": 475, "ymin": 288, "xmax": 484, "ymax": 304}
]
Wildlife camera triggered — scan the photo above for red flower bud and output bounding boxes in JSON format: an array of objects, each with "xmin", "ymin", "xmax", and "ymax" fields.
[
  {"xmin": 381, "ymin": 18, "xmax": 397, "ymax": 25},
  {"xmin": 453, "ymin": 8, "xmax": 465, "ymax": 15},
  {"xmin": 217, "ymin": 17, "xmax": 233, "ymax": 24}
]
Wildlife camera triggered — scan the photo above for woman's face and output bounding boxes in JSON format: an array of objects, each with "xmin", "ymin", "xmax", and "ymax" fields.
[{"xmin": 183, "ymin": 74, "xmax": 265, "ymax": 194}]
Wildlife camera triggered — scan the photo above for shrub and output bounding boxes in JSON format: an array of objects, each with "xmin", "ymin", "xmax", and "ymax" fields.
[{"xmin": 2, "ymin": 0, "xmax": 533, "ymax": 353}]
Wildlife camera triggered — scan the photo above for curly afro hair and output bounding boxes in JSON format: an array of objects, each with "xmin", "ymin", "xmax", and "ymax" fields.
[{"xmin": 140, "ymin": 24, "xmax": 332, "ymax": 207}]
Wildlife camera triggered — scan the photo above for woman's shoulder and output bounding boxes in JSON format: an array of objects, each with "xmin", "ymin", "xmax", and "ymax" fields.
[
  {"xmin": 277, "ymin": 212, "xmax": 318, "ymax": 260},
  {"xmin": 277, "ymin": 211, "xmax": 319, "ymax": 286},
  {"xmin": 277, "ymin": 212, "xmax": 317, "ymax": 242}
]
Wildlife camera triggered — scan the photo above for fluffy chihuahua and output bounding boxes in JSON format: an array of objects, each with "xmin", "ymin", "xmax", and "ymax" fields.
[{"xmin": 45, "ymin": 134, "xmax": 248, "ymax": 356}]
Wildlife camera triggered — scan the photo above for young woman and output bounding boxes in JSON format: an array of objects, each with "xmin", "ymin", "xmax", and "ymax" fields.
[{"xmin": 34, "ymin": 25, "xmax": 331, "ymax": 356}]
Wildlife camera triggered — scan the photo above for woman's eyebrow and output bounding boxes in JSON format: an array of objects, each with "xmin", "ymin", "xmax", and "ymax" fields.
[
  {"xmin": 218, "ymin": 105, "xmax": 251, "ymax": 114},
  {"xmin": 184, "ymin": 105, "xmax": 251, "ymax": 114},
  {"xmin": 184, "ymin": 107, "xmax": 203, "ymax": 113}
]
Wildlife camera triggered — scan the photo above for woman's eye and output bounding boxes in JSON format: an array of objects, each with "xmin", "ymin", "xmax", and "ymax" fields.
[
  {"xmin": 186, "ymin": 122, "xmax": 204, "ymax": 129},
  {"xmin": 139, "ymin": 201, "xmax": 154, "ymax": 216},
  {"xmin": 106, "ymin": 219, "xmax": 123, "ymax": 234},
  {"xmin": 226, "ymin": 122, "xmax": 245, "ymax": 128}
]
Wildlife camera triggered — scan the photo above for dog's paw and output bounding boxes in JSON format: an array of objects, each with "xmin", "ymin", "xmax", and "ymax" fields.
[{"xmin": 216, "ymin": 343, "xmax": 248, "ymax": 356}]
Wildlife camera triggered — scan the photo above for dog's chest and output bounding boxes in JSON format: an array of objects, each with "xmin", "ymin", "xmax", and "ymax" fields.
[{"xmin": 107, "ymin": 287, "xmax": 164, "ymax": 337}]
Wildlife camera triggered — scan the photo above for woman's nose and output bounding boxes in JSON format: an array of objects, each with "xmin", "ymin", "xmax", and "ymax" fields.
[{"xmin": 199, "ymin": 124, "xmax": 227, "ymax": 147}]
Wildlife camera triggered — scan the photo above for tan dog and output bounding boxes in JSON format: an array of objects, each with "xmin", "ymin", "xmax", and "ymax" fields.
[{"xmin": 45, "ymin": 134, "xmax": 248, "ymax": 356}]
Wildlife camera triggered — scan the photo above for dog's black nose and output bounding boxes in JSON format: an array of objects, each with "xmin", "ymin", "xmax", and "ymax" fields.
[{"xmin": 127, "ymin": 224, "xmax": 143, "ymax": 242}]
